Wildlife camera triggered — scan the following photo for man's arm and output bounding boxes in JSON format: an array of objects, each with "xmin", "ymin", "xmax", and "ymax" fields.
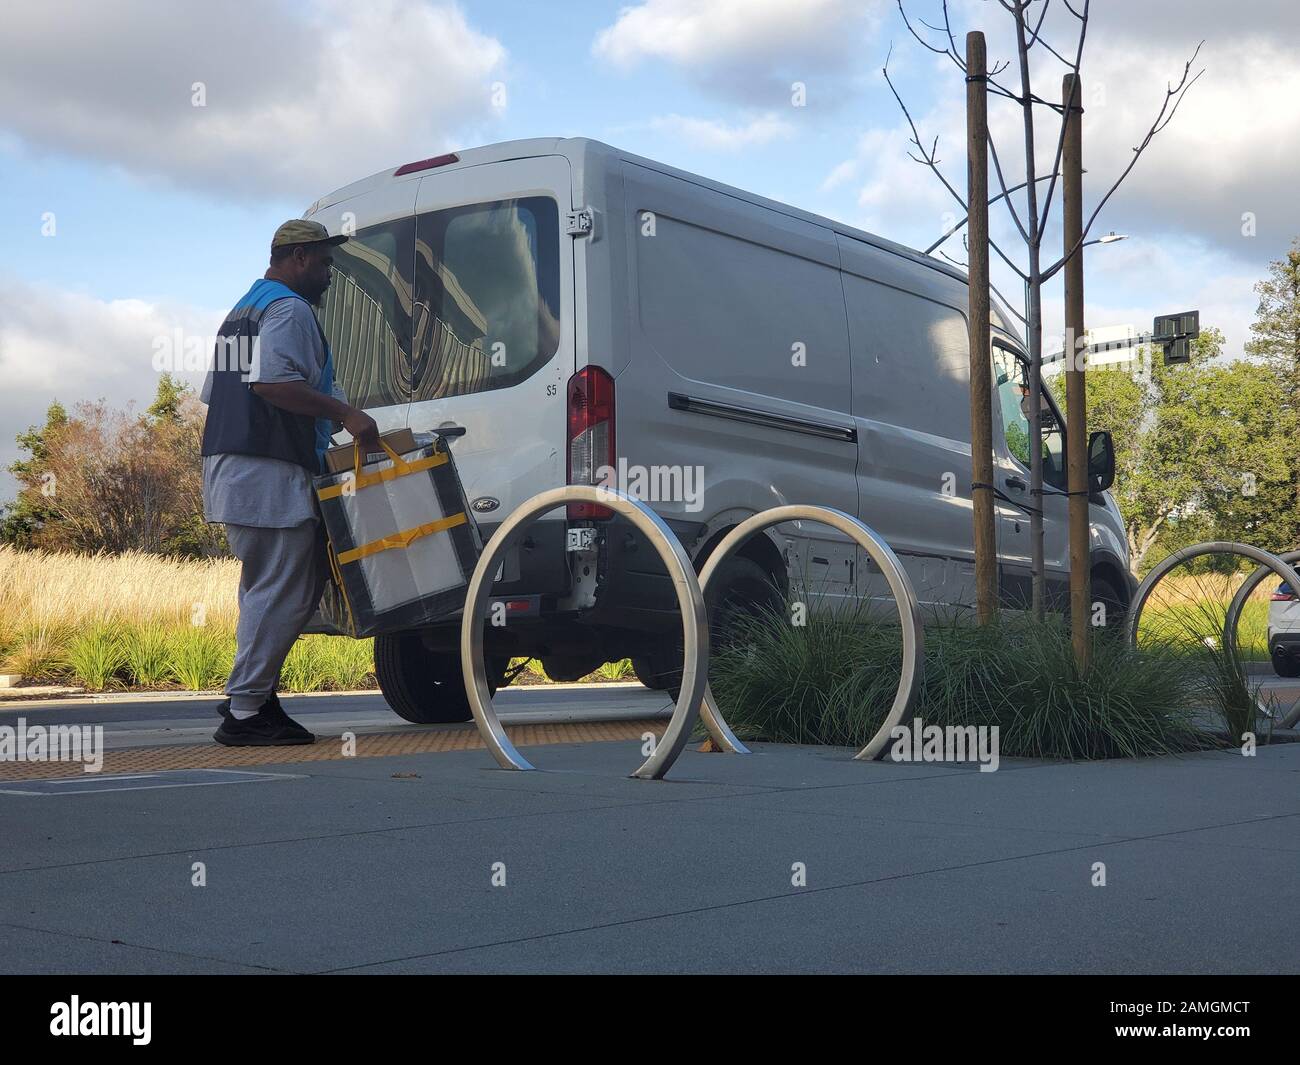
[{"xmin": 252, "ymin": 381, "xmax": 379, "ymax": 449}]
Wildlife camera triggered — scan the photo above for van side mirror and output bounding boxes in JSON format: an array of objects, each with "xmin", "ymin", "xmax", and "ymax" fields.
[{"xmin": 1088, "ymin": 430, "xmax": 1115, "ymax": 492}]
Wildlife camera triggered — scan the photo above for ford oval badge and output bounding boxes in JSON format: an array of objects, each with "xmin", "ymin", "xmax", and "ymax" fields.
[{"xmin": 471, "ymin": 496, "xmax": 500, "ymax": 513}]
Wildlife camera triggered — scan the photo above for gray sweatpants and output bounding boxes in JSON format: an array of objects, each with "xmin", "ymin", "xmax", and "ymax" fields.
[{"xmin": 225, "ymin": 520, "xmax": 329, "ymax": 714}]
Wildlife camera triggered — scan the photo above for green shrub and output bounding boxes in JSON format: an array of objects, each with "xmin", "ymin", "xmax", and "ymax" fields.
[
  {"xmin": 5, "ymin": 623, "xmax": 72, "ymax": 681},
  {"xmin": 991, "ymin": 615, "xmax": 1211, "ymax": 758},
  {"xmin": 121, "ymin": 622, "xmax": 173, "ymax": 687},
  {"xmin": 597, "ymin": 658, "xmax": 634, "ymax": 681},
  {"xmin": 281, "ymin": 636, "xmax": 329, "ymax": 693},
  {"xmin": 319, "ymin": 636, "xmax": 375, "ymax": 690},
  {"xmin": 711, "ymin": 604, "xmax": 1215, "ymax": 760},
  {"xmin": 523, "ymin": 658, "xmax": 549, "ymax": 680},
  {"xmin": 66, "ymin": 622, "xmax": 128, "ymax": 691},
  {"xmin": 1141, "ymin": 596, "xmax": 1265, "ymax": 745},
  {"xmin": 168, "ymin": 625, "xmax": 234, "ymax": 691}
]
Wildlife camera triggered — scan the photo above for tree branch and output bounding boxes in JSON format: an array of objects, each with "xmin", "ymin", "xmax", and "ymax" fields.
[
  {"xmin": 899, "ymin": 1, "xmax": 1023, "ymax": 97},
  {"xmin": 897, "ymin": 0, "xmax": 958, "ymax": 62},
  {"xmin": 1041, "ymin": 41, "xmax": 1205, "ymax": 281},
  {"xmin": 1012, "ymin": 0, "xmax": 1043, "ymax": 258},
  {"xmin": 883, "ymin": 45, "xmax": 967, "ymax": 211},
  {"xmin": 1024, "ymin": 0, "xmax": 1053, "ymax": 48},
  {"xmin": 1036, "ymin": 0, "xmax": 1090, "ymax": 235},
  {"xmin": 988, "ymin": 133, "xmax": 1032, "ymax": 245},
  {"xmin": 883, "ymin": 42, "xmax": 1028, "ymax": 281}
]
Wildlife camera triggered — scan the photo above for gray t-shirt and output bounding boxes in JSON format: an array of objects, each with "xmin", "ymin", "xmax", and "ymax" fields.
[{"xmin": 201, "ymin": 295, "xmax": 346, "ymax": 529}]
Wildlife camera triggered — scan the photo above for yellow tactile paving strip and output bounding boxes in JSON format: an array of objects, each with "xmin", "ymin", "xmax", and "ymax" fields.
[{"xmin": 0, "ymin": 719, "xmax": 668, "ymax": 780}]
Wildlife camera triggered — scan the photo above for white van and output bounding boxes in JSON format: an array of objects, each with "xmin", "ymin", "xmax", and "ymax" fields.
[{"xmin": 304, "ymin": 137, "xmax": 1132, "ymax": 723}]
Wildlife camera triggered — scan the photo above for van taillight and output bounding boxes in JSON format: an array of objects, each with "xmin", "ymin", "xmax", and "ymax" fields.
[{"xmin": 567, "ymin": 366, "xmax": 615, "ymax": 519}]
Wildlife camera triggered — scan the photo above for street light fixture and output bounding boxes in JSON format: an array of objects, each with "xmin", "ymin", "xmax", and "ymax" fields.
[{"xmin": 1023, "ymin": 232, "xmax": 1130, "ymax": 336}]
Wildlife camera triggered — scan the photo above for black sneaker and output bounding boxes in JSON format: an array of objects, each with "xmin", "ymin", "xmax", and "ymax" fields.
[
  {"xmin": 213, "ymin": 697, "xmax": 315, "ymax": 746},
  {"xmin": 216, "ymin": 693, "xmax": 286, "ymax": 722}
]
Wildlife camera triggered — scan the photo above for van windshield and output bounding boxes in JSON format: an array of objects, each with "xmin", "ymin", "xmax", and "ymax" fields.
[{"xmin": 319, "ymin": 196, "xmax": 561, "ymax": 410}]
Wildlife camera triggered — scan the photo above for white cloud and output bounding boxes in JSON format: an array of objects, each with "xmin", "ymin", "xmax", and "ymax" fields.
[
  {"xmin": 1045, "ymin": 238, "xmax": 1263, "ymax": 361},
  {"xmin": 819, "ymin": 158, "xmax": 859, "ymax": 192},
  {"xmin": 1073, "ymin": 34, "xmax": 1300, "ymax": 256},
  {"xmin": 829, "ymin": 0, "xmax": 1300, "ymax": 305},
  {"xmin": 593, "ymin": 0, "xmax": 885, "ymax": 104},
  {"xmin": 647, "ymin": 112, "xmax": 795, "ymax": 151},
  {"xmin": 0, "ymin": 0, "xmax": 506, "ymax": 203},
  {"xmin": 0, "ymin": 278, "xmax": 221, "ymax": 500}
]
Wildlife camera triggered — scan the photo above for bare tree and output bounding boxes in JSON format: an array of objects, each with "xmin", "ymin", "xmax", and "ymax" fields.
[{"xmin": 886, "ymin": 0, "xmax": 1202, "ymax": 618}]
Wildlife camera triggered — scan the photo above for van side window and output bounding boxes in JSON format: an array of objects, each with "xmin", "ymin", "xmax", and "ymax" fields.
[
  {"xmin": 318, "ymin": 218, "xmax": 415, "ymax": 410},
  {"xmin": 412, "ymin": 197, "xmax": 560, "ymax": 401},
  {"xmin": 993, "ymin": 345, "xmax": 1067, "ymax": 490}
]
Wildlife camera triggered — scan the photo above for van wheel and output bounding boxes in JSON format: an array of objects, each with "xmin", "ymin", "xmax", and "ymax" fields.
[
  {"xmin": 632, "ymin": 654, "xmax": 673, "ymax": 691},
  {"xmin": 1271, "ymin": 645, "xmax": 1300, "ymax": 678},
  {"xmin": 634, "ymin": 556, "xmax": 784, "ymax": 697},
  {"xmin": 374, "ymin": 632, "xmax": 503, "ymax": 724},
  {"xmin": 1090, "ymin": 575, "xmax": 1126, "ymax": 635}
]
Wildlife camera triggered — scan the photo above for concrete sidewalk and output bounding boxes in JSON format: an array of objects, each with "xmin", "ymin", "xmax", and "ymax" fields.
[{"xmin": 1, "ymin": 730, "xmax": 1297, "ymax": 974}]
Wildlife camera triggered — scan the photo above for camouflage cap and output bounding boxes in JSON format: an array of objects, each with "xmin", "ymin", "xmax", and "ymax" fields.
[{"xmin": 271, "ymin": 219, "xmax": 349, "ymax": 250}]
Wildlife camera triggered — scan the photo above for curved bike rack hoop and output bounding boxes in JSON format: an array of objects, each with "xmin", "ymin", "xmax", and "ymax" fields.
[
  {"xmin": 695, "ymin": 505, "xmax": 925, "ymax": 762},
  {"xmin": 1225, "ymin": 548, "xmax": 1300, "ymax": 730},
  {"xmin": 461, "ymin": 485, "xmax": 710, "ymax": 779},
  {"xmin": 1125, "ymin": 540, "xmax": 1300, "ymax": 731}
]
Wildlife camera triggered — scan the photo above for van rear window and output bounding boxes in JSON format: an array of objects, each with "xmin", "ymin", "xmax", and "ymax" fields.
[
  {"xmin": 318, "ymin": 218, "xmax": 414, "ymax": 411},
  {"xmin": 413, "ymin": 196, "xmax": 560, "ymax": 401},
  {"xmin": 319, "ymin": 197, "xmax": 560, "ymax": 410}
]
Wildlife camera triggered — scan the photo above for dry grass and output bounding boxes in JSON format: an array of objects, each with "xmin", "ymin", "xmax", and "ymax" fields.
[
  {"xmin": 0, "ymin": 547, "xmax": 293, "ymax": 691},
  {"xmin": 1136, "ymin": 566, "xmax": 1279, "ymax": 661},
  {"xmin": 0, "ymin": 545, "xmax": 240, "ymax": 630},
  {"xmin": 1152, "ymin": 571, "xmax": 1277, "ymax": 606}
]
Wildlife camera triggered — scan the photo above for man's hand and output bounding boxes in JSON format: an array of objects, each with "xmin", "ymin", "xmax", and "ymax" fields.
[{"xmin": 343, "ymin": 408, "xmax": 380, "ymax": 451}]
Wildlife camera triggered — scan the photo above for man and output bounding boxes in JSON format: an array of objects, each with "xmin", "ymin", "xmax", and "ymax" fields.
[{"xmin": 200, "ymin": 219, "xmax": 379, "ymax": 746}]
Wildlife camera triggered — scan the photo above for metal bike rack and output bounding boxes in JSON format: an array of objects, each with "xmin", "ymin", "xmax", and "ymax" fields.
[
  {"xmin": 1224, "ymin": 548, "xmax": 1300, "ymax": 730},
  {"xmin": 462, "ymin": 492, "xmax": 925, "ymax": 775},
  {"xmin": 1126, "ymin": 541, "xmax": 1300, "ymax": 648},
  {"xmin": 460, "ymin": 485, "xmax": 710, "ymax": 779},
  {"xmin": 695, "ymin": 505, "xmax": 925, "ymax": 762},
  {"xmin": 1126, "ymin": 540, "xmax": 1300, "ymax": 731}
]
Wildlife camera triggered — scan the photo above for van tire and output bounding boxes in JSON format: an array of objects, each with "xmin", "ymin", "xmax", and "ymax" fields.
[
  {"xmin": 632, "ymin": 654, "xmax": 672, "ymax": 691},
  {"xmin": 633, "ymin": 556, "xmax": 784, "ymax": 696},
  {"xmin": 1271, "ymin": 645, "xmax": 1300, "ymax": 678},
  {"xmin": 1090, "ymin": 575, "xmax": 1126, "ymax": 635},
  {"xmin": 374, "ymin": 632, "xmax": 502, "ymax": 724}
]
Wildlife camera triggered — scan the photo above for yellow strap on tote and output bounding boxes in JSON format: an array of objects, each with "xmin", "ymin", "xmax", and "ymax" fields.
[
  {"xmin": 325, "ymin": 542, "xmax": 358, "ymax": 635},
  {"xmin": 317, "ymin": 440, "xmax": 448, "ymax": 501},
  {"xmin": 336, "ymin": 512, "xmax": 468, "ymax": 566}
]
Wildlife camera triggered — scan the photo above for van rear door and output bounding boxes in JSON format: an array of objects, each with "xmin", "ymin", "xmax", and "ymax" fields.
[{"xmin": 406, "ymin": 156, "xmax": 574, "ymax": 530}]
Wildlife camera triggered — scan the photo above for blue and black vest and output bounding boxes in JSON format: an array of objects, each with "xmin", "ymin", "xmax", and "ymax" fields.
[{"xmin": 200, "ymin": 278, "xmax": 336, "ymax": 473}]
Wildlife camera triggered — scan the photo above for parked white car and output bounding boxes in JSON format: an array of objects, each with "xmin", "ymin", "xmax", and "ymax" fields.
[
  {"xmin": 303, "ymin": 137, "xmax": 1132, "ymax": 722},
  {"xmin": 1268, "ymin": 580, "xmax": 1300, "ymax": 677}
]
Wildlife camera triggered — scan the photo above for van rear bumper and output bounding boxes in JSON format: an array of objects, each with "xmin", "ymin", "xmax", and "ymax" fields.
[
  {"xmin": 578, "ymin": 514, "xmax": 706, "ymax": 633},
  {"xmin": 474, "ymin": 518, "xmax": 571, "ymax": 598}
]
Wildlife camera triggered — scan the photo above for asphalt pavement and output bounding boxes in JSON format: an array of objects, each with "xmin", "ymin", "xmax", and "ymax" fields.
[{"xmin": 1, "ymin": 685, "xmax": 1297, "ymax": 974}]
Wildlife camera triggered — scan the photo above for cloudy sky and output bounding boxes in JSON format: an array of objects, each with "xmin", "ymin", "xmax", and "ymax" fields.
[{"xmin": 1, "ymin": 0, "xmax": 1295, "ymax": 500}]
